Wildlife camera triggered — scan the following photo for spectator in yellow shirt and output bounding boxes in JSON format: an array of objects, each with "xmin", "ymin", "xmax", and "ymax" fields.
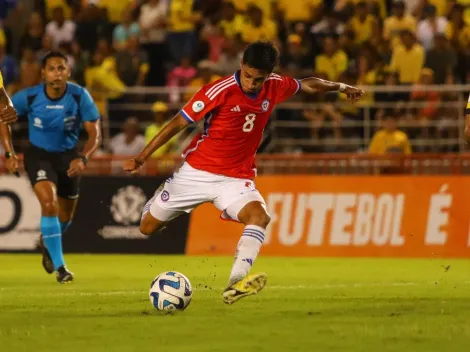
[
  {"xmin": 0, "ymin": 28, "xmax": 6, "ymax": 48},
  {"xmin": 369, "ymin": 113, "xmax": 411, "ymax": 155},
  {"xmin": 85, "ymin": 50, "xmax": 126, "ymax": 116},
  {"xmin": 455, "ymin": 0, "xmax": 470, "ymax": 25},
  {"xmin": 145, "ymin": 102, "xmax": 178, "ymax": 158},
  {"xmin": 227, "ymin": 0, "xmax": 274, "ymax": 19},
  {"xmin": 446, "ymin": 4, "xmax": 470, "ymax": 51},
  {"xmin": 96, "ymin": 0, "xmax": 134, "ymax": 24},
  {"xmin": 219, "ymin": 2, "xmax": 244, "ymax": 39},
  {"xmin": 389, "ymin": 30, "xmax": 425, "ymax": 84},
  {"xmin": 315, "ymin": 36, "xmax": 348, "ymax": 81},
  {"xmin": 383, "ymin": 1, "xmax": 416, "ymax": 48},
  {"xmin": 276, "ymin": 0, "xmax": 321, "ymax": 23},
  {"xmin": 168, "ymin": 0, "xmax": 202, "ymax": 62},
  {"xmin": 239, "ymin": 5, "xmax": 278, "ymax": 44},
  {"xmin": 348, "ymin": 1, "xmax": 379, "ymax": 44},
  {"xmin": 335, "ymin": 0, "xmax": 387, "ymax": 19},
  {"xmin": 427, "ymin": 0, "xmax": 447, "ymax": 17}
]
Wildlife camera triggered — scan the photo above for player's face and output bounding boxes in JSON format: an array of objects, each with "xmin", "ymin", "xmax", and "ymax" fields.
[
  {"xmin": 239, "ymin": 65, "xmax": 270, "ymax": 94},
  {"xmin": 42, "ymin": 57, "xmax": 70, "ymax": 90}
]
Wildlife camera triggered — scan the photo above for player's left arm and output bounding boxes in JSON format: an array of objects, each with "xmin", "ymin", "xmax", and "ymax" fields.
[
  {"xmin": 299, "ymin": 77, "xmax": 365, "ymax": 101},
  {"xmin": 275, "ymin": 75, "xmax": 364, "ymax": 104}
]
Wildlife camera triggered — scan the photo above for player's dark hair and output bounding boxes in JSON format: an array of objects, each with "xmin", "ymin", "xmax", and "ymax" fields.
[
  {"xmin": 242, "ymin": 41, "xmax": 279, "ymax": 73},
  {"xmin": 41, "ymin": 51, "xmax": 68, "ymax": 68}
]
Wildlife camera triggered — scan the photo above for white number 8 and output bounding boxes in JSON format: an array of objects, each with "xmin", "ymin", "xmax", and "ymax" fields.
[{"xmin": 242, "ymin": 113, "xmax": 256, "ymax": 132}]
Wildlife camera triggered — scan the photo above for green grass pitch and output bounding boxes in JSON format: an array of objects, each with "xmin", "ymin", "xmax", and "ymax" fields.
[{"xmin": 1, "ymin": 254, "xmax": 469, "ymax": 351}]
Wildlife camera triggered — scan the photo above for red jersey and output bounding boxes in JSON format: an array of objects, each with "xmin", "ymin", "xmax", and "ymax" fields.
[{"xmin": 180, "ymin": 72, "xmax": 301, "ymax": 179}]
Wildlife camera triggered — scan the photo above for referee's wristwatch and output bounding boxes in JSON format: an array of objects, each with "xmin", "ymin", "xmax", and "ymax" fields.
[
  {"xmin": 5, "ymin": 152, "xmax": 16, "ymax": 159},
  {"xmin": 79, "ymin": 155, "xmax": 88, "ymax": 166}
]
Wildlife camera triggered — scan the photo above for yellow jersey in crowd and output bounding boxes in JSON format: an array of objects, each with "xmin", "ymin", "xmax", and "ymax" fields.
[{"xmin": 369, "ymin": 130, "xmax": 412, "ymax": 154}]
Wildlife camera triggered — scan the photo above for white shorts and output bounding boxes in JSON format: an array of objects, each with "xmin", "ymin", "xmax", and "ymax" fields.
[{"xmin": 144, "ymin": 162, "xmax": 266, "ymax": 222}]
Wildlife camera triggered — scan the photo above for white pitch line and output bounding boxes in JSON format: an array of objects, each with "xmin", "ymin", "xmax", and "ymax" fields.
[
  {"xmin": 268, "ymin": 282, "xmax": 423, "ymax": 290},
  {"xmin": 1, "ymin": 281, "xmax": 469, "ymax": 298}
]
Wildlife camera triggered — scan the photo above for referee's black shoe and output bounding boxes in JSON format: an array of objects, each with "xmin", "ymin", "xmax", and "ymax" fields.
[{"xmin": 56, "ymin": 266, "xmax": 74, "ymax": 284}]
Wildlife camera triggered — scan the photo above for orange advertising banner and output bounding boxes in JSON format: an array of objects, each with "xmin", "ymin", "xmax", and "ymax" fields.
[{"xmin": 186, "ymin": 176, "xmax": 470, "ymax": 258}]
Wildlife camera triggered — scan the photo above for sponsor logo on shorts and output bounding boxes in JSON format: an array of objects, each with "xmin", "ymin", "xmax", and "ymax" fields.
[
  {"xmin": 161, "ymin": 190, "xmax": 170, "ymax": 202},
  {"xmin": 192, "ymin": 101, "xmax": 205, "ymax": 113},
  {"xmin": 261, "ymin": 100, "xmax": 270, "ymax": 112},
  {"xmin": 36, "ymin": 170, "xmax": 47, "ymax": 181}
]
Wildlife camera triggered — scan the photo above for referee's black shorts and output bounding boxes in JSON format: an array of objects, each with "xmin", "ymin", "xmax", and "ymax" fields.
[{"xmin": 24, "ymin": 144, "xmax": 81, "ymax": 199}]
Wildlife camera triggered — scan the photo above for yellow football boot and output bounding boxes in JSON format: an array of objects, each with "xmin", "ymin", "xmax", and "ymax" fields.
[{"xmin": 222, "ymin": 273, "xmax": 267, "ymax": 304}]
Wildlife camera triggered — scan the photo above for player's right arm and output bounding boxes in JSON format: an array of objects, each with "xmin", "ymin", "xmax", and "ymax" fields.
[
  {"xmin": 124, "ymin": 82, "xmax": 222, "ymax": 173},
  {"xmin": 123, "ymin": 114, "xmax": 190, "ymax": 172}
]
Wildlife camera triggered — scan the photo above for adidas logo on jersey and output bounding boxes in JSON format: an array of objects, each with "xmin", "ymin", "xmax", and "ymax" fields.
[{"xmin": 231, "ymin": 105, "xmax": 241, "ymax": 112}]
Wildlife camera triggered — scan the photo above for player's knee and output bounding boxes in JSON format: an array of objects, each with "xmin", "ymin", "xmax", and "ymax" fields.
[
  {"xmin": 140, "ymin": 217, "xmax": 162, "ymax": 236},
  {"xmin": 41, "ymin": 200, "xmax": 59, "ymax": 216},
  {"xmin": 244, "ymin": 209, "xmax": 271, "ymax": 228},
  {"xmin": 140, "ymin": 217, "xmax": 166, "ymax": 236},
  {"xmin": 139, "ymin": 222, "xmax": 153, "ymax": 236},
  {"xmin": 258, "ymin": 212, "xmax": 271, "ymax": 228}
]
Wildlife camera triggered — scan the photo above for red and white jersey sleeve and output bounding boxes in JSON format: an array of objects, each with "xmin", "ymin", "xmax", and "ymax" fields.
[
  {"xmin": 180, "ymin": 77, "xmax": 237, "ymax": 123},
  {"xmin": 181, "ymin": 72, "xmax": 302, "ymax": 180},
  {"xmin": 268, "ymin": 73, "xmax": 302, "ymax": 104}
]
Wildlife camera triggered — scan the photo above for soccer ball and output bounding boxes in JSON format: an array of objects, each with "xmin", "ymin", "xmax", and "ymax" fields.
[{"xmin": 149, "ymin": 271, "xmax": 192, "ymax": 311}]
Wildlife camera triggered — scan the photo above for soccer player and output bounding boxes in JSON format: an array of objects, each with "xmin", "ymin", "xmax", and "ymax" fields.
[
  {"xmin": 0, "ymin": 71, "xmax": 18, "ymax": 124},
  {"xmin": 0, "ymin": 71, "xmax": 18, "ymax": 172},
  {"xmin": 124, "ymin": 41, "xmax": 364, "ymax": 304},
  {"xmin": 0, "ymin": 52, "xmax": 101, "ymax": 283}
]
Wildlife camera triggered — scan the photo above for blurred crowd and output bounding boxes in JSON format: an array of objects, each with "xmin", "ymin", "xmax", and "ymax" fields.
[{"xmin": 1, "ymin": 0, "xmax": 469, "ymax": 157}]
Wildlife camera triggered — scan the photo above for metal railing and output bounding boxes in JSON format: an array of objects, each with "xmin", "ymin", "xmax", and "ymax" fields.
[
  {"xmin": 4, "ymin": 84, "xmax": 470, "ymax": 154},
  {"xmin": 3, "ymin": 153, "xmax": 470, "ymax": 176}
]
